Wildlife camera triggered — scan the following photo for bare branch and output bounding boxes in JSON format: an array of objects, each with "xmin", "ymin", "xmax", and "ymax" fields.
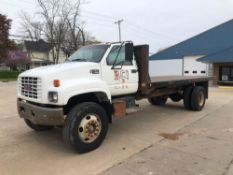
[{"xmin": 21, "ymin": 0, "xmax": 94, "ymax": 63}]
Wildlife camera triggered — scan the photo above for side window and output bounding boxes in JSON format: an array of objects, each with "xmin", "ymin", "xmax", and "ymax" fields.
[{"xmin": 107, "ymin": 46, "xmax": 125, "ymax": 65}]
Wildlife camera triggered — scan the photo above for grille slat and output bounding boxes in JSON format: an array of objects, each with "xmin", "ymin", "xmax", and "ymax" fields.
[{"xmin": 20, "ymin": 77, "xmax": 41, "ymax": 99}]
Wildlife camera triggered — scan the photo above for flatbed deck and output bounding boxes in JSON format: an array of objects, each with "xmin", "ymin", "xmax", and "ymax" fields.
[{"xmin": 150, "ymin": 76, "xmax": 211, "ymax": 88}]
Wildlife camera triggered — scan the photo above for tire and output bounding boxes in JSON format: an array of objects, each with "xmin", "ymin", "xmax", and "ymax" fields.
[
  {"xmin": 24, "ymin": 119, "xmax": 54, "ymax": 131},
  {"xmin": 63, "ymin": 102, "xmax": 108, "ymax": 153},
  {"xmin": 191, "ymin": 86, "xmax": 206, "ymax": 111},
  {"xmin": 183, "ymin": 86, "xmax": 194, "ymax": 110},
  {"xmin": 148, "ymin": 96, "xmax": 167, "ymax": 106},
  {"xmin": 169, "ymin": 93, "xmax": 182, "ymax": 102}
]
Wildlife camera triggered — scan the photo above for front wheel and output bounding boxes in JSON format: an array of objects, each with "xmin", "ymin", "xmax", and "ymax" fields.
[{"xmin": 63, "ymin": 102, "xmax": 108, "ymax": 153}]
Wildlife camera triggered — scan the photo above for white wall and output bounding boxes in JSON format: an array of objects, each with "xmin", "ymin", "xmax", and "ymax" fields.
[
  {"xmin": 0, "ymin": 64, "xmax": 10, "ymax": 71},
  {"xmin": 49, "ymin": 49, "xmax": 67, "ymax": 63},
  {"xmin": 149, "ymin": 59, "xmax": 183, "ymax": 77}
]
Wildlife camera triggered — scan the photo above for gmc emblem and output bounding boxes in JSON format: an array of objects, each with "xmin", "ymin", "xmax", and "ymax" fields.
[{"xmin": 24, "ymin": 84, "xmax": 32, "ymax": 91}]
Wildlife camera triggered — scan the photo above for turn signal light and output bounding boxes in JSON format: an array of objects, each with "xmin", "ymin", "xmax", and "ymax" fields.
[{"xmin": 53, "ymin": 80, "xmax": 60, "ymax": 87}]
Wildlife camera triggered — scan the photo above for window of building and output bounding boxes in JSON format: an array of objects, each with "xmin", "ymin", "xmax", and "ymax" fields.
[{"xmin": 220, "ymin": 66, "xmax": 233, "ymax": 81}]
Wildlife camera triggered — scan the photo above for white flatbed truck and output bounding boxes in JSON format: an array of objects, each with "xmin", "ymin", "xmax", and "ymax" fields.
[{"xmin": 17, "ymin": 42, "xmax": 211, "ymax": 152}]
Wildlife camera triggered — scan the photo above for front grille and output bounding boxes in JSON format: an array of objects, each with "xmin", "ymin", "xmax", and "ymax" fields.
[{"xmin": 19, "ymin": 77, "xmax": 42, "ymax": 99}]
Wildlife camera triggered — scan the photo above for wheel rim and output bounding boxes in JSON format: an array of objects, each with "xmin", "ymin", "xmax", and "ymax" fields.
[
  {"xmin": 78, "ymin": 114, "xmax": 102, "ymax": 143},
  {"xmin": 198, "ymin": 92, "xmax": 205, "ymax": 106}
]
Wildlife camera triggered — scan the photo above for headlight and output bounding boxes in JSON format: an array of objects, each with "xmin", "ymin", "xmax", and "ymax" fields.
[{"xmin": 48, "ymin": 91, "xmax": 58, "ymax": 103}]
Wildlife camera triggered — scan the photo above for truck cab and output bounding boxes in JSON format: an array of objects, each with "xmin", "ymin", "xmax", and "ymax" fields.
[
  {"xmin": 17, "ymin": 41, "xmax": 210, "ymax": 153},
  {"xmin": 18, "ymin": 42, "xmax": 137, "ymax": 104},
  {"xmin": 66, "ymin": 42, "xmax": 139, "ymax": 96}
]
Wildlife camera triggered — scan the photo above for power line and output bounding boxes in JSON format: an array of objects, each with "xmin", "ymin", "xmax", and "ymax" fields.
[
  {"xmin": 81, "ymin": 10, "xmax": 118, "ymax": 21},
  {"xmin": 3, "ymin": 0, "xmax": 179, "ymax": 44},
  {"xmin": 3, "ymin": 0, "xmax": 180, "ymax": 41},
  {"xmin": 1, "ymin": 0, "xmax": 24, "ymax": 9},
  {"xmin": 80, "ymin": 10, "xmax": 180, "ymax": 41},
  {"xmin": 1, "ymin": 0, "xmax": 34, "ymax": 8},
  {"xmin": 1, "ymin": 0, "xmax": 181, "ymax": 41},
  {"xmin": 81, "ymin": 14, "xmax": 170, "ymax": 44},
  {"xmin": 84, "ymin": 20, "xmax": 116, "ymax": 29},
  {"xmin": 80, "ymin": 14, "xmax": 155, "ymax": 39},
  {"xmin": 80, "ymin": 17, "xmax": 162, "ymax": 45},
  {"xmin": 20, "ymin": 0, "xmax": 35, "ymax": 6},
  {"xmin": 124, "ymin": 25, "xmax": 157, "ymax": 40},
  {"xmin": 80, "ymin": 13, "xmax": 171, "ymax": 43},
  {"xmin": 80, "ymin": 14, "xmax": 115, "ymax": 23},
  {"xmin": 123, "ymin": 25, "xmax": 165, "ymax": 45},
  {"xmin": 11, "ymin": 18, "xmax": 163, "ymax": 46},
  {"xmin": 125, "ymin": 20, "xmax": 180, "ymax": 41}
]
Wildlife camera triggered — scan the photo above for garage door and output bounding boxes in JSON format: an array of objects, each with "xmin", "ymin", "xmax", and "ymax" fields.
[{"xmin": 183, "ymin": 56, "xmax": 208, "ymax": 76}]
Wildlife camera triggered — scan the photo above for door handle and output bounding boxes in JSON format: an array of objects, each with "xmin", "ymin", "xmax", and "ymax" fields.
[
  {"xmin": 131, "ymin": 69, "xmax": 138, "ymax": 73},
  {"xmin": 90, "ymin": 69, "xmax": 100, "ymax": 74}
]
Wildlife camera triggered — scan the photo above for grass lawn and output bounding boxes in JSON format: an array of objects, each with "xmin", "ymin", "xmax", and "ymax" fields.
[{"xmin": 0, "ymin": 71, "xmax": 21, "ymax": 82}]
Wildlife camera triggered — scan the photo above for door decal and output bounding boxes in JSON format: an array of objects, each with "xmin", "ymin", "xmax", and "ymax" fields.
[{"xmin": 113, "ymin": 70, "xmax": 129, "ymax": 83}]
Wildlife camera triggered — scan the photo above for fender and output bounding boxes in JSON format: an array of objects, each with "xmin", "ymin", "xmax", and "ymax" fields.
[{"xmin": 59, "ymin": 78, "xmax": 111, "ymax": 105}]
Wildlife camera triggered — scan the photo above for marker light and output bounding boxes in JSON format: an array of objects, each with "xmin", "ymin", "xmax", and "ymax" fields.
[{"xmin": 53, "ymin": 80, "xmax": 60, "ymax": 87}]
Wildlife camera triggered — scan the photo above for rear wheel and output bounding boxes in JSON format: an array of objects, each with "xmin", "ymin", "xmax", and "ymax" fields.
[
  {"xmin": 63, "ymin": 102, "xmax": 108, "ymax": 153},
  {"xmin": 183, "ymin": 86, "xmax": 194, "ymax": 110},
  {"xmin": 191, "ymin": 86, "xmax": 206, "ymax": 111},
  {"xmin": 148, "ymin": 96, "xmax": 167, "ymax": 106},
  {"xmin": 24, "ymin": 119, "xmax": 54, "ymax": 131}
]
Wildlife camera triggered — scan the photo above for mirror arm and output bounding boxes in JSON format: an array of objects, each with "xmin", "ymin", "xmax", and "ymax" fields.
[
  {"xmin": 120, "ymin": 60, "xmax": 124, "ymax": 69},
  {"xmin": 111, "ymin": 42, "xmax": 125, "ymax": 69}
]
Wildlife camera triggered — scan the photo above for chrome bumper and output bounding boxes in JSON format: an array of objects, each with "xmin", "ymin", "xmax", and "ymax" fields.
[{"xmin": 17, "ymin": 99, "xmax": 64, "ymax": 126}]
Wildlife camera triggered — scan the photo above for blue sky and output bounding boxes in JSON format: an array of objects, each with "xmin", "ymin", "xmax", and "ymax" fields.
[{"xmin": 1, "ymin": 0, "xmax": 233, "ymax": 52}]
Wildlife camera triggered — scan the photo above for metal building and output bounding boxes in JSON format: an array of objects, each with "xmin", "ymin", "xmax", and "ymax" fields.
[{"xmin": 149, "ymin": 19, "xmax": 233, "ymax": 85}]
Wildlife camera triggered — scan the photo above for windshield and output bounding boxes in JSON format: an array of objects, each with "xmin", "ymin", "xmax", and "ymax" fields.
[{"xmin": 68, "ymin": 45, "xmax": 109, "ymax": 63}]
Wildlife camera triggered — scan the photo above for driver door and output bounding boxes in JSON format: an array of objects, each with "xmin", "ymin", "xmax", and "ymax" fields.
[{"xmin": 101, "ymin": 45, "xmax": 138, "ymax": 96}]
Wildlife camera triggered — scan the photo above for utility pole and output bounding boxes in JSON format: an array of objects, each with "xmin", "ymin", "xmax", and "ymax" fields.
[{"xmin": 114, "ymin": 19, "xmax": 123, "ymax": 42}]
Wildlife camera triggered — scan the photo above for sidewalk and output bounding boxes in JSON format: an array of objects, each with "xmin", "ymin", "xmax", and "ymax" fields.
[{"xmin": 101, "ymin": 100, "xmax": 233, "ymax": 175}]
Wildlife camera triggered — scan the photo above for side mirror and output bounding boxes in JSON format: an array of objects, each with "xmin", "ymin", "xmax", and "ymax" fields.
[{"xmin": 125, "ymin": 43, "xmax": 134, "ymax": 62}]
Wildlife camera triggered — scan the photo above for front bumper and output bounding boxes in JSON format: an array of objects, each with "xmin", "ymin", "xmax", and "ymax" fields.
[{"xmin": 17, "ymin": 99, "xmax": 64, "ymax": 126}]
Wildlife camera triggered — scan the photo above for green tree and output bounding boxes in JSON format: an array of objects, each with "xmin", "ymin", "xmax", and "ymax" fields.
[{"xmin": 0, "ymin": 14, "xmax": 15, "ymax": 63}]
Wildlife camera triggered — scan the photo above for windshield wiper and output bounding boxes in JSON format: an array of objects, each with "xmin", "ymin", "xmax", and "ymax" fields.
[{"xmin": 71, "ymin": 58, "xmax": 88, "ymax": 62}]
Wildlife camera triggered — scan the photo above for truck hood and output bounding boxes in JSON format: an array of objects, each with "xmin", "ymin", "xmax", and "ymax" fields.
[{"xmin": 19, "ymin": 62, "xmax": 101, "ymax": 80}]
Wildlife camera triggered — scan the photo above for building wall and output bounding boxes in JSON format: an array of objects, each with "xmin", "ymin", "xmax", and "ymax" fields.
[
  {"xmin": 30, "ymin": 51, "xmax": 49, "ymax": 61},
  {"xmin": 208, "ymin": 63, "xmax": 214, "ymax": 86},
  {"xmin": 149, "ymin": 55, "xmax": 209, "ymax": 77},
  {"xmin": 30, "ymin": 50, "xmax": 66, "ymax": 64},
  {"xmin": 213, "ymin": 64, "xmax": 220, "ymax": 85},
  {"xmin": 48, "ymin": 49, "xmax": 67, "ymax": 63},
  {"xmin": 149, "ymin": 59, "xmax": 183, "ymax": 76}
]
